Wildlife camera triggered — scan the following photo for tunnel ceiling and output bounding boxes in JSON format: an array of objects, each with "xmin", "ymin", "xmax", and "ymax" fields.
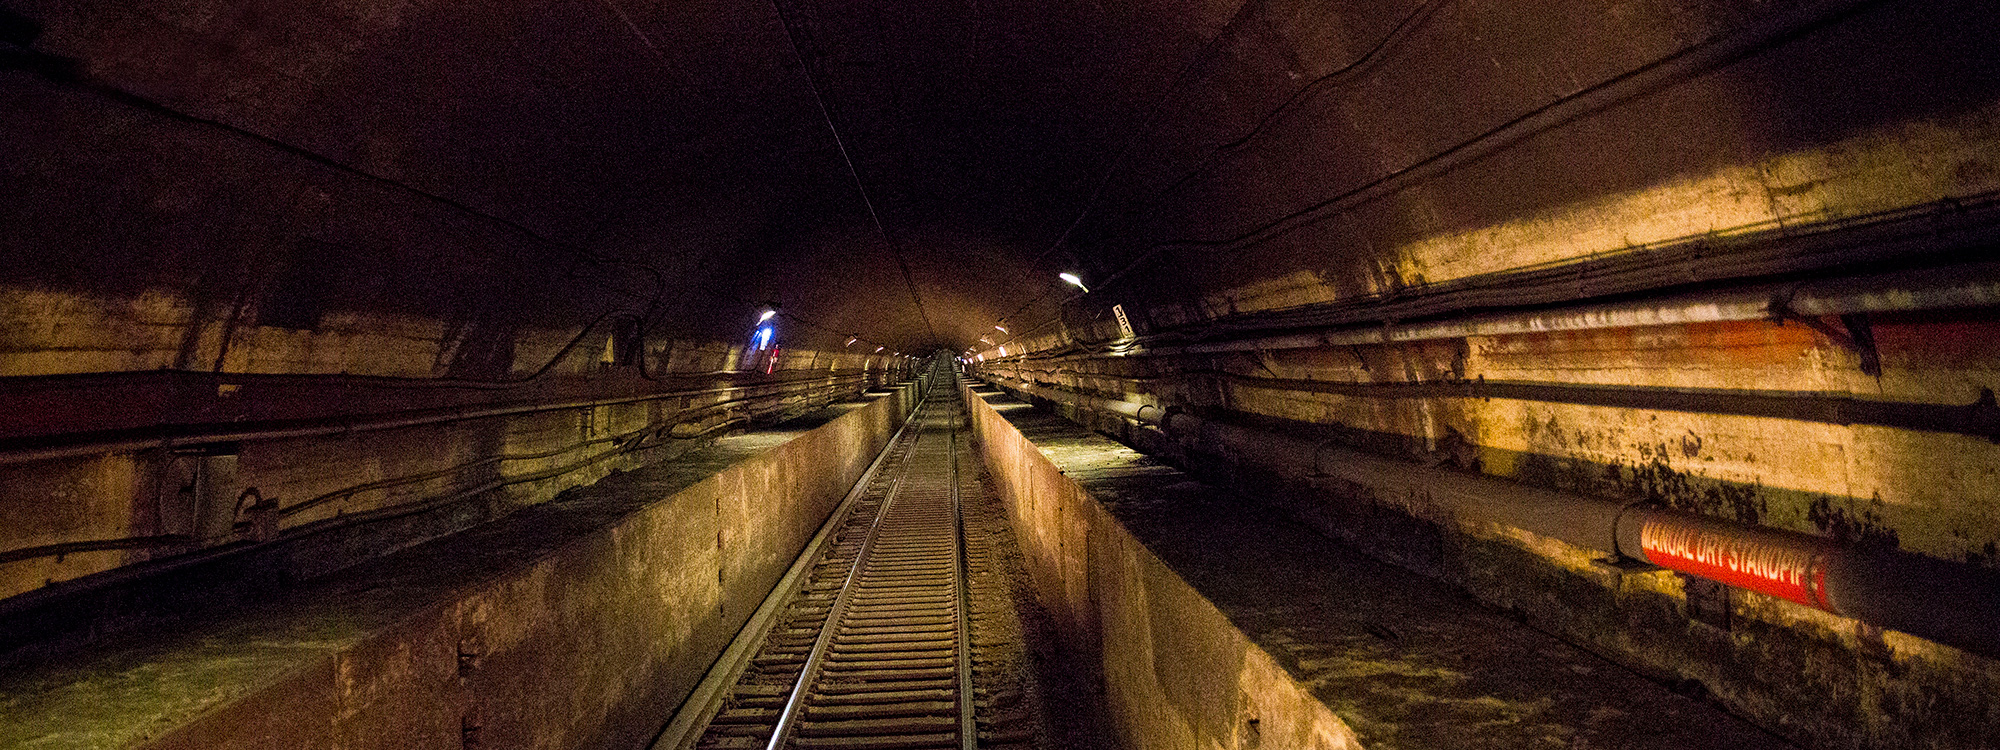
[
  {"xmin": 3, "ymin": 0, "xmax": 1997, "ymax": 357},
  {"xmin": 5, "ymin": 0, "xmax": 1236, "ymax": 354}
]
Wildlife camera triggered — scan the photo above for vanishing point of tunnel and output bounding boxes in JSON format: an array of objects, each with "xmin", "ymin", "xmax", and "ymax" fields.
[{"xmin": 3, "ymin": 0, "xmax": 2000, "ymax": 747}]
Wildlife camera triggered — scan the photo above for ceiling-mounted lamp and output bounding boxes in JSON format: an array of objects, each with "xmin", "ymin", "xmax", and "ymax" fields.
[
  {"xmin": 1058, "ymin": 272, "xmax": 1089, "ymax": 293},
  {"xmin": 994, "ymin": 324, "xmax": 1007, "ymax": 333},
  {"xmin": 875, "ymin": 346, "xmax": 885, "ymax": 353}
]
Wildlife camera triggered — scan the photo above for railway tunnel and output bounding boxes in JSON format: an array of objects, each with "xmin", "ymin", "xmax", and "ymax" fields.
[{"xmin": 3, "ymin": 0, "xmax": 2000, "ymax": 746}]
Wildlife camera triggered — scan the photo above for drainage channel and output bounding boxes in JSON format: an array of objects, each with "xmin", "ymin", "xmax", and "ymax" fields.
[{"xmin": 657, "ymin": 381, "xmax": 1038, "ymax": 750}]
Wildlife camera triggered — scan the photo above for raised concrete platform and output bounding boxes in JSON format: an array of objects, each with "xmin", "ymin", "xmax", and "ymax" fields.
[
  {"xmin": 0, "ymin": 384, "xmax": 919, "ymax": 749},
  {"xmin": 965, "ymin": 383, "xmax": 1792, "ymax": 750}
]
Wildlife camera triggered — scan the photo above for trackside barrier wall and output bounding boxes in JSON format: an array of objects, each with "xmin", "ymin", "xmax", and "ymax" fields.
[{"xmin": 961, "ymin": 382, "xmax": 1360, "ymax": 750}]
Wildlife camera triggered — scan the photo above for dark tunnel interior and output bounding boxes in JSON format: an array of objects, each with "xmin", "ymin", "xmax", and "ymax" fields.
[{"xmin": 3, "ymin": 0, "xmax": 2000, "ymax": 746}]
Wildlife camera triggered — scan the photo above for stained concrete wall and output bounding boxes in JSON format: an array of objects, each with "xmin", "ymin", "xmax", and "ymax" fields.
[
  {"xmin": 959, "ymin": 0, "xmax": 2000, "ymax": 353},
  {"xmin": 963, "ymin": 382, "xmax": 1361, "ymax": 750},
  {"xmin": 964, "ymin": 382, "xmax": 1837, "ymax": 749},
  {"xmin": 0, "ymin": 382, "xmax": 918, "ymax": 749},
  {"xmin": 960, "ymin": 13, "xmax": 2000, "ymax": 739},
  {"xmin": 984, "ymin": 374, "xmax": 2000, "ymax": 750},
  {"xmin": 0, "ymin": 366, "xmax": 890, "ymax": 606}
]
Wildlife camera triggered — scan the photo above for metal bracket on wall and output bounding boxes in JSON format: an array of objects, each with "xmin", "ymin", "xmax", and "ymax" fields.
[
  {"xmin": 1681, "ymin": 573, "xmax": 1733, "ymax": 631},
  {"xmin": 232, "ymin": 487, "xmax": 280, "ymax": 543},
  {"xmin": 1769, "ymin": 295, "xmax": 1881, "ymax": 376},
  {"xmin": 1589, "ymin": 555, "xmax": 1665, "ymax": 579}
]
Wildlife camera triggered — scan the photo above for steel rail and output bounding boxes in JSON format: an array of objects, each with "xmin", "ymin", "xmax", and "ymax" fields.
[
  {"xmin": 688, "ymin": 370, "xmax": 992, "ymax": 749},
  {"xmin": 651, "ymin": 385, "xmax": 931, "ymax": 750},
  {"xmin": 762, "ymin": 405, "xmax": 930, "ymax": 750},
  {"xmin": 949, "ymin": 411, "xmax": 977, "ymax": 750}
]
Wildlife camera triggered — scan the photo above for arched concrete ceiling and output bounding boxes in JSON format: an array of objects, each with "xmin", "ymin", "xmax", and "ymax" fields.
[{"xmin": 3, "ymin": 0, "xmax": 1996, "ymax": 357}]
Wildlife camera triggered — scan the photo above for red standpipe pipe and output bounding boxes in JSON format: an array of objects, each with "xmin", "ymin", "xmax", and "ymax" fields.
[
  {"xmin": 1616, "ymin": 509, "xmax": 2000, "ymax": 657},
  {"xmin": 1618, "ymin": 511, "xmax": 1839, "ymax": 610},
  {"xmin": 985, "ymin": 376, "xmax": 2000, "ymax": 660}
]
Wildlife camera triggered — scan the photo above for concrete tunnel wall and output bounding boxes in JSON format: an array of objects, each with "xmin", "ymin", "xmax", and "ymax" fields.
[
  {"xmin": 0, "ymin": 365, "xmax": 900, "ymax": 610},
  {"xmin": 0, "ymin": 382, "xmax": 919, "ymax": 749},
  {"xmin": 980, "ymin": 374, "xmax": 2000, "ymax": 750},
  {"xmin": 5, "ymin": 0, "xmax": 2000, "ymax": 744}
]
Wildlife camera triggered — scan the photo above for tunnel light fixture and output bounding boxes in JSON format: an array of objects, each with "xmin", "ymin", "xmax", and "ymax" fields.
[
  {"xmin": 875, "ymin": 346, "xmax": 884, "ymax": 353},
  {"xmin": 994, "ymin": 324, "xmax": 1007, "ymax": 333},
  {"xmin": 1058, "ymin": 272, "xmax": 1089, "ymax": 293}
]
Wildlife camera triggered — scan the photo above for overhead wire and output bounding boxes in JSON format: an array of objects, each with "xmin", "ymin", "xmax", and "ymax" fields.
[
  {"xmin": 998, "ymin": 0, "xmax": 1455, "ymax": 339},
  {"xmin": 986, "ymin": 0, "xmax": 1888, "ymax": 356},
  {"xmin": 5, "ymin": 13, "xmax": 854, "ymax": 385},
  {"xmin": 764, "ymin": 0, "xmax": 942, "ymax": 348},
  {"xmin": 975, "ymin": 0, "xmax": 1272, "ymax": 353},
  {"xmin": 0, "ymin": 31, "xmax": 741, "ymax": 384},
  {"xmin": 1084, "ymin": 0, "xmax": 1886, "ymax": 295},
  {"xmin": 1137, "ymin": 0, "xmax": 1452, "ymax": 212},
  {"xmin": 6, "ymin": 44, "xmax": 673, "ymax": 292},
  {"xmin": 594, "ymin": 0, "xmax": 939, "ymax": 361},
  {"xmin": 1027, "ymin": 0, "xmax": 1272, "ymax": 267}
]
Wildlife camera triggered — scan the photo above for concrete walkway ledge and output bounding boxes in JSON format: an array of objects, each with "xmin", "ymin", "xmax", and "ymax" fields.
[
  {"xmin": 963, "ymin": 383, "xmax": 1791, "ymax": 750},
  {"xmin": 0, "ymin": 384, "xmax": 920, "ymax": 749}
]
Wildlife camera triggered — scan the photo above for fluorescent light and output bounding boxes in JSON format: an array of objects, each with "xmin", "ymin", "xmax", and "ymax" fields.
[
  {"xmin": 994, "ymin": 324, "xmax": 1007, "ymax": 333},
  {"xmin": 1058, "ymin": 273, "xmax": 1089, "ymax": 293},
  {"xmin": 846, "ymin": 337, "xmax": 857, "ymax": 346},
  {"xmin": 875, "ymin": 346, "xmax": 884, "ymax": 352}
]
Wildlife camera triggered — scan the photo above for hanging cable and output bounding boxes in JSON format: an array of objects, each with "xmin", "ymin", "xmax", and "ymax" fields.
[
  {"xmin": 1026, "ymin": 0, "xmax": 1270, "ymax": 267},
  {"xmin": 764, "ymin": 0, "xmax": 941, "ymax": 346},
  {"xmin": 1137, "ymin": 0, "xmax": 1453, "ymax": 213},
  {"xmin": 1035, "ymin": 0, "xmax": 1890, "ymax": 320},
  {"xmin": 963, "ymin": 0, "xmax": 1276, "ymax": 350}
]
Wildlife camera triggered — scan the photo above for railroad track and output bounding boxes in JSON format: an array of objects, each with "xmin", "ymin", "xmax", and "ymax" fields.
[{"xmin": 675, "ymin": 380, "xmax": 1033, "ymax": 750}]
